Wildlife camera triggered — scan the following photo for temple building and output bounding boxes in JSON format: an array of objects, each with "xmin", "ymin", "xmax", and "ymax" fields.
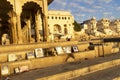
[
  {"xmin": 110, "ymin": 19, "xmax": 120, "ymax": 35},
  {"xmin": 83, "ymin": 17, "xmax": 97, "ymax": 35},
  {"xmin": 97, "ymin": 18, "xmax": 117, "ymax": 36},
  {"xmin": 82, "ymin": 17, "xmax": 120, "ymax": 37},
  {"xmin": 0, "ymin": 0, "xmax": 53, "ymax": 45},
  {"xmin": 82, "ymin": 17, "xmax": 105, "ymax": 37}
]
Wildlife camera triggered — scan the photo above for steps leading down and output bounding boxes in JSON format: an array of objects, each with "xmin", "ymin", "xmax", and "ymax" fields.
[{"xmin": 6, "ymin": 53, "xmax": 120, "ymax": 80}]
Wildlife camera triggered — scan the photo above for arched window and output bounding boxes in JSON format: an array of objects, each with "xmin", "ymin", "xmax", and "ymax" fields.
[
  {"xmin": 55, "ymin": 17, "xmax": 57, "ymax": 19},
  {"xmin": 65, "ymin": 17, "xmax": 66, "ymax": 20},
  {"xmin": 51, "ymin": 16, "xmax": 54, "ymax": 19},
  {"xmin": 68, "ymin": 17, "xmax": 70, "ymax": 20},
  {"xmin": 62, "ymin": 17, "xmax": 64, "ymax": 20},
  {"xmin": 59, "ymin": 17, "xmax": 61, "ymax": 19}
]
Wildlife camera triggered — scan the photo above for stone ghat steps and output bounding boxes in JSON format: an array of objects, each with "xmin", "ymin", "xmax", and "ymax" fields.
[
  {"xmin": 0, "ymin": 40, "xmax": 100, "ymax": 53},
  {"xmin": 69, "ymin": 65, "xmax": 120, "ymax": 80},
  {"xmin": 9, "ymin": 53, "xmax": 120, "ymax": 80},
  {"xmin": 0, "ymin": 41, "xmax": 79, "ymax": 53}
]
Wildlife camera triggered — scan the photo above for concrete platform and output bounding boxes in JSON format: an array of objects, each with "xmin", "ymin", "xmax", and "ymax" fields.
[{"xmin": 3, "ymin": 53, "xmax": 120, "ymax": 80}]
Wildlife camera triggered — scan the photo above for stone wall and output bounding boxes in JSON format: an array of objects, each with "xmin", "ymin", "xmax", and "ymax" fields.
[
  {"xmin": 0, "ymin": 50, "xmax": 96, "ymax": 75},
  {"xmin": 0, "ymin": 41, "xmax": 119, "ymax": 76},
  {"xmin": 95, "ymin": 45, "xmax": 112, "ymax": 57}
]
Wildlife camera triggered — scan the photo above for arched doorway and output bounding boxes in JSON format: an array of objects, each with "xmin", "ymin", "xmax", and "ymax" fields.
[
  {"xmin": 0, "ymin": 0, "xmax": 13, "ymax": 45},
  {"xmin": 21, "ymin": 2, "xmax": 43, "ymax": 43},
  {"xmin": 54, "ymin": 24, "xmax": 62, "ymax": 33},
  {"xmin": 53, "ymin": 24, "xmax": 62, "ymax": 40}
]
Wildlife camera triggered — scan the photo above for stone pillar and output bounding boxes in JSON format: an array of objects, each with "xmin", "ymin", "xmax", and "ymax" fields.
[
  {"xmin": 26, "ymin": 19, "xmax": 31, "ymax": 42},
  {"xmin": 16, "ymin": 14, "xmax": 23, "ymax": 44},
  {"xmin": 35, "ymin": 10, "xmax": 41, "ymax": 42},
  {"xmin": 12, "ymin": 16, "xmax": 17, "ymax": 44},
  {"xmin": 39, "ymin": 14, "xmax": 43, "ymax": 41},
  {"xmin": 42, "ymin": 0, "xmax": 49, "ymax": 42},
  {"xmin": 8, "ymin": 11, "xmax": 18, "ymax": 44},
  {"xmin": 13, "ymin": 0, "xmax": 23, "ymax": 44}
]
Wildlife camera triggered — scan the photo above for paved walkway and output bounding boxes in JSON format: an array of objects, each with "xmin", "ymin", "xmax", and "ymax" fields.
[
  {"xmin": 2, "ymin": 53, "xmax": 120, "ymax": 80},
  {"xmin": 70, "ymin": 65, "xmax": 120, "ymax": 80}
]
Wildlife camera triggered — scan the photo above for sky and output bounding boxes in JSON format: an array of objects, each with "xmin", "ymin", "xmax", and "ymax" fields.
[{"xmin": 48, "ymin": 0, "xmax": 120, "ymax": 23}]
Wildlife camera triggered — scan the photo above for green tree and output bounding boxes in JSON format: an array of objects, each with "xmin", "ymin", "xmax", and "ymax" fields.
[{"xmin": 73, "ymin": 20, "xmax": 82, "ymax": 31}]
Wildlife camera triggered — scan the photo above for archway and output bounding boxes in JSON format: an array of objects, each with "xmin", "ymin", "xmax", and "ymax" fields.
[
  {"xmin": 53, "ymin": 24, "xmax": 62, "ymax": 40},
  {"xmin": 54, "ymin": 24, "xmax": 62, "ymax": 33},
  {"xmin": 21, "ymin": 2, "xmax": 43, "ymax": 43},
  {"xmin": 0, "ymin": 0, "xmax": 13, "ymax": 45}
]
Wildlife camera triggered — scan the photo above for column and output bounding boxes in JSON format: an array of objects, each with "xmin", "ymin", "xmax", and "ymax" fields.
[
  {"xmin": 35, "ymin": 11, "xmax": 40, "ymax": 42},
  {"xmin": 16, "ymin": 14, "xmax": 23, "ymax": 44},
  {"xmin": 12, "ymin": 16, "xmax": 17, "ymax": 44},
  {"xmin": 27, "ymin": 19, "xmax": 31, "ymax": 42},
  {"xmin": 42, "ymin": 0, "xmax": 49, "ymax": 42},
  {"xmin": 14, "ymin": 0, "xmax": 23, "ymax": 44},
  {"xmin": 39, "ymin": 14, "xmax": 43, "ymax": 41}
]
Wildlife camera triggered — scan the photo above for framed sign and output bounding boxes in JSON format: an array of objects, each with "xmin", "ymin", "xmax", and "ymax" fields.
[
  {"xmin": 63, "ymin": 46, "xmax": 72, "ymax": 54},
  {"xmin": 55, "ymin": 46, "xmax": 64, "ymax": 55},
  {"xmin": 1, "ymin": 64, "xmax": 9, "ymax": 76},
  {"xmin": 72, "ymin": 46, "xmax": 79, "ymax": 52},
  {"xmin": 8, "ymin": 54, "xmax": 17, "ymax": 62},
  {"xmin": 35, "ymin": 48, "xmax": 44, "ymax": 58},
  {"xmin": 26, "ymin": 51, "xmax": 35, "ymax": 59}
]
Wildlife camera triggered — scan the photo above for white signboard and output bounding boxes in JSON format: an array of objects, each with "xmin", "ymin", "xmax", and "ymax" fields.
[
  {"xmin": 55, "ymin": 46, "xmax": 64, "ymax": 55},
  {"xmin": 35, "ymin": 48, "xmax": 44, "ymax": 58},
  {"xmin": 1, "ymin": 64, "xmax": 9, "ymax": 75},
  {"xmin": 8, "ymin": 54, "xmax": 17, "ymax": 62}
]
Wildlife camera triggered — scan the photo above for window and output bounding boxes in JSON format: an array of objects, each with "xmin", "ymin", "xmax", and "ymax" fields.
[
  {"xmin": 64, "ymin": 28, "xmax": 68, "ymax": 34},
  {"xmin": 51, "ymin": 16, "xmax": 54, "ymax": 19},
  {"xmin": 62, "ymin": 17, "xmax": 64, "ymax": 19},
  {"xmin": 68, "ymin": 17, "xmax": 70, "ymax": 20},
  {"xmin": 59, "ymin": 17, "xmax": 61, "ymax": 19},
  {"xmin": 55, "ymin": 17, "xmax": 57, "ymax": 19},
  {"xmin": 65, "ymin": 17, "xmax": 66, "ymax": 20}
]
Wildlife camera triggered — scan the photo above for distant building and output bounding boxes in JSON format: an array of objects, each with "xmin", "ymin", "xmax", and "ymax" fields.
[
  {"xmin": 82, "ymin": 17, "xmax": 120, "ymax": 37},
  {"xmin": 97, "ymin": 18, "xmax": 118, "ymax": 36},
  {"xmin": 48, "ymin": 10, "xmax": 75, "ymax": 41},
  {"xmin": 83, "ymin": 17, "xmax": 97, "ymax": 35},
  {"xmin": 110, "ymin": 19, "xmax": 120, "ymax": 35}
]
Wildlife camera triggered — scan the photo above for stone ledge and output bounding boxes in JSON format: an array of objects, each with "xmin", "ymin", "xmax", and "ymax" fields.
[
  {"xmin": 36, "ymin": 59, "xmax": 120, "ymax": 80},
  {"xmin": 0, "ymin": 50, "xmax": 95, "ymax": 75},
  {"xmin": 0, "ymin": 41, "xmax": 78, "ymax": 53}
]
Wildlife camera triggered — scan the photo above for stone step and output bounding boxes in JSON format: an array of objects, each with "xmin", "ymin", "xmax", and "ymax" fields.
[
  {"xmin": 8, "ymin": 53, "xmax": 120, "ymax": 80},
  {"xmin": 69, "ymin": 65, "xmax": 120, "ymax": 80}
]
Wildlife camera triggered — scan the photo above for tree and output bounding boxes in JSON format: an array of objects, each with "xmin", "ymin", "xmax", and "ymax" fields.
[{"xmin": 73, "ymin": 20, "xmax": 82, "ymax": 31}]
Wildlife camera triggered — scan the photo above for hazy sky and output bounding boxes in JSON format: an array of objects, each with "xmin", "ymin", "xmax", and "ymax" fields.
[{"xmin": 48, "ymin": 0, "xmax": 120, "ymax": 23}]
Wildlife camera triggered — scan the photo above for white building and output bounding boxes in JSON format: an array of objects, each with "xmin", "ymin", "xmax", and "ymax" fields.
[{"xmin": 48, "ymin": 10, "xmax": 74, "ymax": 41}]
